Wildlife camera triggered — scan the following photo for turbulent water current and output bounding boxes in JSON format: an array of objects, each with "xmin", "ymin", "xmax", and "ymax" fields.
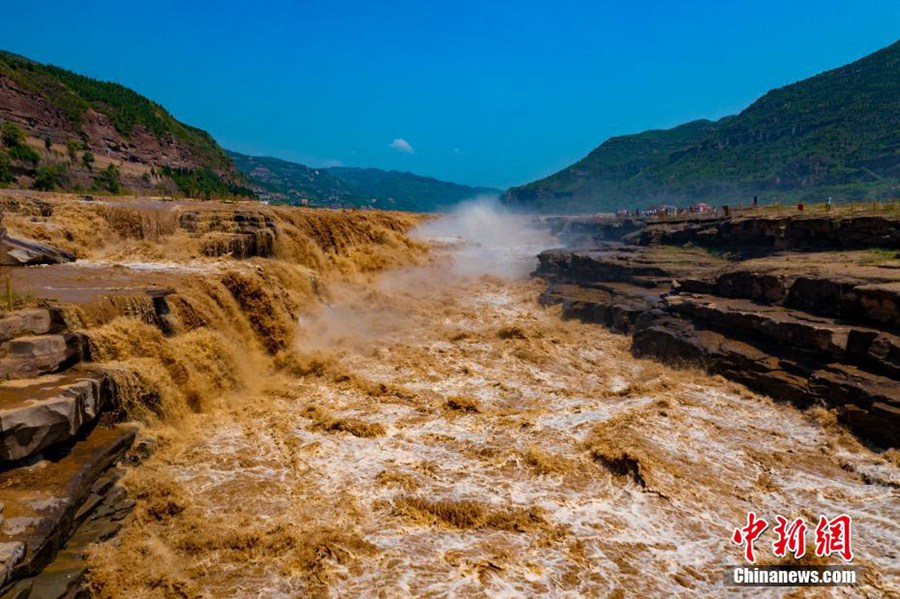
[{"xmin": 87, "ymin": 208, "xmax": 898, "ymax": 598}]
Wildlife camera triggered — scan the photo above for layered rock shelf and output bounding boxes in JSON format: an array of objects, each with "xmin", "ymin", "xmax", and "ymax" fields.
[
  {"xmin": 0, "ymin": 298, "xmax": 145, "ymax": 597},
  {"xmin": 0, "ymin": 299, "xmax": 141, "ymax": 597},
  {"xmin": 0, "ymin": 425, "xmax": 136, "ymax": 597},
  {"xmin": 178, "ymin": 207, "xmax": 278, "ymax": 258},
  {"xmin": 627, "ymin": 214, "xmax": 900, "ymax": 252},
  {"xmin": 536, "ymin": 215, "xmax": 900, "ymax": 448}
]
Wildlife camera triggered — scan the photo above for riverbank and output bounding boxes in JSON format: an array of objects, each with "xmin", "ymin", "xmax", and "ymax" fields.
[{"xmin": 534, "ymin": 214, "xmax": 900, "ymax": 448}]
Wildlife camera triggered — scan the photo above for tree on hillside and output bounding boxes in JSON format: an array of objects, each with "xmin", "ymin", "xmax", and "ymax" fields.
[
  {"xmin": 32, "ymin": 163, "xmax": 68, "ymax": 191},
  {"xmin": 95, "ymin": 164, "xmax": 121, "ymax": 193},
  {"xmin": 1, "ymin": 122, "xmax": 25, "ymax": 148},
  {"xmin": 0, "ymin": 151, "xmax": 14, "ymax": 184},
  {"xmin": 66, "ymin": 139, "xmax": 82, "ymax": 163},
  {"xmin": 8, "ymin": 145, "xmax": 40, "ymax": 166},
  {"xmin": 81, "ymin": 151, "xmax": 94, "ymax": 172},
  {"xmin": 1, "ymin": 122, "xmax": 40, "ymax": 166}
]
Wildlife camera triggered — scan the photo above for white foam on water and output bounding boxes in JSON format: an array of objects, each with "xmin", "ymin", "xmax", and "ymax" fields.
[
  {"xmin": 144, "ymin": 203, "xmax": 898, "ymax": 597},
  {"xmin": 72, "ymin": 258, "xmax": 226, "ymax": 273}
]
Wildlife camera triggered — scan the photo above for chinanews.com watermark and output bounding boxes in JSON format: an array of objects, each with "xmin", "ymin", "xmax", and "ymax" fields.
[
  {"xmin": 725, "ymin": 565, "xmax": 861, "ymax": 587},
  {"xmin": 725, "ymin": 512, "xmax": 864, "ymax": 587}
]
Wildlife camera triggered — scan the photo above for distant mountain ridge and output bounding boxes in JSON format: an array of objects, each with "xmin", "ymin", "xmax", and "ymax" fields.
[
  {"xmin": 0, "ymin": 50, "xmax": 250, "ymax": 197},
  {"xmin": 0, "ymin": 48, "xmax": 497, "ymax": 208},
  {"xmin": 228, "ymin": 151, "xmax": 501, "ymax": 212},
  {"xmin": 503, "ymin": 40, "xmax": 900, "ymax": 212}
]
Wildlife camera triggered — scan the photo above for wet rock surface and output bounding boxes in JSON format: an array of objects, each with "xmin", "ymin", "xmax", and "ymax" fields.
[
  {"xmin": 0, "ymin": 335, "xmax": 83, "ymax": 381},
  {"xmin": 0, "ymin": 236, "xmax": 74, "ymax": 267},
  {"xmin": 536, "ymin": 217, "xmax": 900, "ymax": 447},
  {"xmin": 0, "ymin": 426, "xmax": 136, "ymax": 598},
  {"xmin": 178, "ymin": 208, "xmax": 277, "ymax": 258},
  {"xmin": 0, "ymin": 311, "xmax": 56, "ymax": 345},
  {"xmin": 0, "ymin": 372, "xmax": 111, "ymax": 463},
  {"xmin": 0, "ymin": 302, "xmax": 136, "ymax": 596},
  {"xmin": 1, "ymin": 212, "xmax": 73, "ymax": 267}
]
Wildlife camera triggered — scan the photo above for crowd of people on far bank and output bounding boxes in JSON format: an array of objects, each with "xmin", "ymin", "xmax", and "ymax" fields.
[{"xmin": 616, "ymin": 195, "xmax": 837, "ymax": 220}]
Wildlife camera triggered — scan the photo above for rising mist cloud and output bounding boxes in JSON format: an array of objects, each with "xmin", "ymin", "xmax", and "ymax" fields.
[{"xmin": 411, "ymin": 196, "xmax": 557, "ymax": 278}]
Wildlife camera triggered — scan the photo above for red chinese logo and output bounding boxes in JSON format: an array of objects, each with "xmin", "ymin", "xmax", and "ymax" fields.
[
  {"xmin": 732, "ymin": 513, "xmax": 853, "ymax": 563},
  {"xmin": 731, "ymin": 511, "xmax": 768, "ymax": 563},
  {"xmin": 772, "ymin": 516, "xmax": 807, "ymax": 559},
  {"xmin": 815, "ymin": 515, "xmax": 854, "ymax": 562}
]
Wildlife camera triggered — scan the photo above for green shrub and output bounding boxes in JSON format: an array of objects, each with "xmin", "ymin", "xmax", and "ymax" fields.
[
  {"xmin": 0, "ymin": 150, "xmax": 14, "ymax": 184},
  {"xmin": 81, "ymin": 150, "xmax": 94, "ymax": 171},
  {"xmin": 66, "ymin": 138, "xmax": 82, "ymax": 162},
  {"xmin": 1, "ymin": 122, "xmax": 25, "ymax": 147},
  {"xmin": 95, "ymin": 164, "xmax": 121, "ymax": 193},
  {"xmin": 1, "ymin": 121, "xmax": 40, "ymax": 166},
  {"xmin": 8, "ymin": 144, "xmax": 40, "ymax": 166},
  {"xmin": 32, "ymin": 163, "xmax": 68, "ymax": 190}
]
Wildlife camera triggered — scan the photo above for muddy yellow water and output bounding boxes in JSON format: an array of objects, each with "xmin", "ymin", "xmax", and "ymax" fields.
[{"xmin": 64, "ymin": 212, "xmax": 897, "ymax": 598}]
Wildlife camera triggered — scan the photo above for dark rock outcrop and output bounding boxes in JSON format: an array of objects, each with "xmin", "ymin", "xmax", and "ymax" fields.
[
  {"xmin": 0, "ymin": 425, "xmax": 136, "ymax": 593},
  {"xmin": 0, "ymin": 237, "xmax": 74, "ymax": 267},
  {"xmin": 535, "ymin": 216, "xmax": 644, "ymax": 247},
  {"xmin": 0, "ymin": 211, "xmax": 73, "ymax": 266},
  {"xmin": 535, "ymin": 243, "xmax": 724, "ymax": 333},
  {"xmin": 0, "ymin": 372, "xmax": 111, "ymax": 463},
  {"xmin": 631, "ymin": 215, "xmax": 900, "ymax": 252},
  {"xmin": 0, "ymin": 334, "xmax": 83, "ymax": 380},
  {"xmin": 540, "ymin": 283, "xmax": 659, "ymax": 334},
  {"xmin": 536, "ymin": 221, "xmax": 900, "ymax": 448},
  {"xmin": 0, "ymin": 310, "xmax": 56, "ymax": 344}
]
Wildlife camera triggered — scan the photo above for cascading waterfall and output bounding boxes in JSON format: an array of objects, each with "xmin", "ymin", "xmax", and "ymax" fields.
[{"xmin": 1, "ymin": 196, "xmax": 895, "ymax": 597}]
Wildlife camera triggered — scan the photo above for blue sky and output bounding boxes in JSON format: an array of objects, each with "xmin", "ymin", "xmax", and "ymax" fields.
[{"xmin": 3, "ymin": 1, "xmax": 898, "ymax": 188}]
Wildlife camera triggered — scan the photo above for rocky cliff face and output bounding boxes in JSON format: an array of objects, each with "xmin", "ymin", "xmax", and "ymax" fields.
[
  {"xmin": 0, "ymin": 51, "xmax": 243, "ymax": 196},
  {"xmin": 0, "ymin": 76, "xmax": 211, "ymax": 174},
  {"xmin": 535, "ymin": 215, "xmax": 900, "ymax": 447}
]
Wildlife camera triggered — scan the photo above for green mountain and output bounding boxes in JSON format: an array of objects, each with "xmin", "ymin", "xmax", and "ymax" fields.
[
  {"xmin": 503, "ymin": 40, "xmax": 900, "ymax": 212},
  {"xmin": 0, "ymin": 50, "xmax": 250, "ymax": 197},
  {"xmin": 228, "ymin": 151, "xmax": 500, "ymax": 212}
]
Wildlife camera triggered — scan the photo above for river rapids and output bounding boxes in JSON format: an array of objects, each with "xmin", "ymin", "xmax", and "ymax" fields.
[{"xmin": 84, "ymin": 205, "xmax": 898, "ymax": 598}]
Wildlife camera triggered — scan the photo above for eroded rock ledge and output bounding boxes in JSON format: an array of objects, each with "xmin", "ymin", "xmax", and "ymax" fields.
[{"xmin": 535, "ymin": 215, "xmax": 900, "ymax": 448}]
